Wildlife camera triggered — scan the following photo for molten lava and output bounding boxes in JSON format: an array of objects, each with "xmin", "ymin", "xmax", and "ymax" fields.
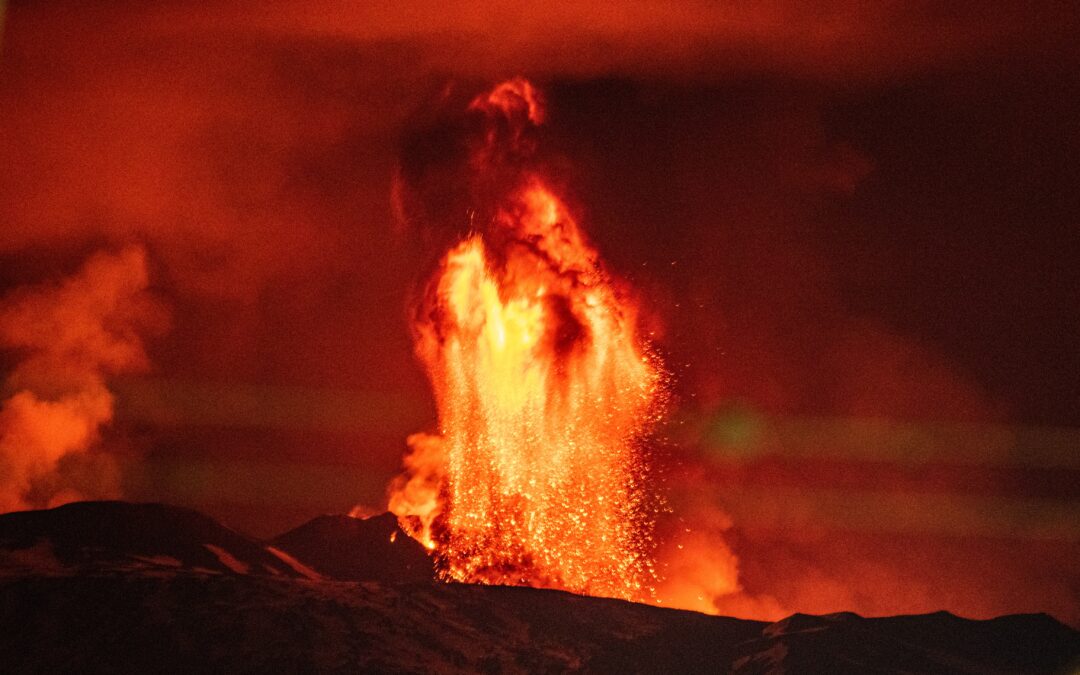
[{"xmin": 388, "ymin": 79, "xmax": 664, "ymax": 600}]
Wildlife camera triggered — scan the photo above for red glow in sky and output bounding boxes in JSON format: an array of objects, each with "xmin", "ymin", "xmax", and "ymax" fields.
[{"xmin": 0, "ymin": 1, "xmax": 1077, "ymax": 626}]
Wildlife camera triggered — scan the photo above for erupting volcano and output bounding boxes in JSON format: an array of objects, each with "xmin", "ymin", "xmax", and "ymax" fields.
[{"xmin": 388, "ymin": 79, "xmax": 664, "ymax": 599}]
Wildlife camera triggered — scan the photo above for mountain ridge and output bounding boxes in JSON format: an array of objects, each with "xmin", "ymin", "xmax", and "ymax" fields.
[{"xmin": 0, "ymin": 501, "xmax": 1076, "ymax": 673}]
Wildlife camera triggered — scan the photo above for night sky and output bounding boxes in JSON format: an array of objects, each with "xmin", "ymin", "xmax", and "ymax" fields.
[{"xmin": 1, "ymin": 1, "xmax": 1077, "ymax": 624}]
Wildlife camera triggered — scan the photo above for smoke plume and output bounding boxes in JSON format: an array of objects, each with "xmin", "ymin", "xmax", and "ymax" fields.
[{"xmin": 0, "ymin": 246, "xmax": 165, "ymax": 512}]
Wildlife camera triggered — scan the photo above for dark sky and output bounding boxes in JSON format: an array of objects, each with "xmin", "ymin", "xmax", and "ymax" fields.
[{"xmin": 0, "ymin": 1, "xmax": 1077, "ymax": 624}]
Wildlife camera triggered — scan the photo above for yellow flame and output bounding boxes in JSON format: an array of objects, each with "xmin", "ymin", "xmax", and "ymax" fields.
[{"xmin": 391, "ymin": 179, "xmax": 663, "ymax": 600}]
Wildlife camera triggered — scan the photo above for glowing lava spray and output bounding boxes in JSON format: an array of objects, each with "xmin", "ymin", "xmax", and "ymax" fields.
[{"xmin": 389, "ymin": 79, "xmax": 664, "ymax": 600}]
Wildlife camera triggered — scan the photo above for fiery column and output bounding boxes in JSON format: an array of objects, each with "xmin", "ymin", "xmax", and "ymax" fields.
[{"xmin": 388, "ymin": 80, "xmax": 664, "ymax": 599}]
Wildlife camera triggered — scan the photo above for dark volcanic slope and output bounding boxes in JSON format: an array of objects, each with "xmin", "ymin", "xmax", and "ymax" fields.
[
  {"xmin": 271, "ymin": 512, "xmax": 433, "ymax": 582},
  {"xmin": 0, "ymin": 576, "xmax": 761, "ymax": 673},
  {"xmin": 0, "ymin": 502, "xmax": 1076, "ymax": 673},
  {"xmin": 740, "ymin": 611, "xmax": 1079, "ymax": 674},
  {"xmin": 0, "ymin": 575, "xmax": 1077, "ymax": 674},
  {"xmin": 0, "ymin": 501, "xmax": 310, "ymax": 577}
]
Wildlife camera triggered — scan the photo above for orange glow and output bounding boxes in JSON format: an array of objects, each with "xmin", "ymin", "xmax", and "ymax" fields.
[
  {"xmin": 389, "ymin": 80, "xmax": 664, "ymax": 600},
  {"xmin": 0, "ymin": 246, "xmax": 160, "ymax": 513},
  {"xmin": 468, "ymin": 77, "xmax": 545, "ymax": 126}
]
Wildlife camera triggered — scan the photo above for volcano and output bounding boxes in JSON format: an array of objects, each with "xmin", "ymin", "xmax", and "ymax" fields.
[
  {"xmin": 271, "ymin": 512, "xmax": 433, "ymax": 583},
  {"xmin": 0, "ymin": 501, "xmax": 1076, "ymax": 673}
]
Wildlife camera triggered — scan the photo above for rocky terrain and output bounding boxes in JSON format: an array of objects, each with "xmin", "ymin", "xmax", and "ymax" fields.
[{"xmin": 0, "ymin": 502, "xmax": 1076, "ymax": 673}]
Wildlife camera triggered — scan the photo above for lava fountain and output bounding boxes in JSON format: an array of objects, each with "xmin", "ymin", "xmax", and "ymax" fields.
[{"xmin": 388, "ymin": 79, "xmax": 664, "ymax": 600}]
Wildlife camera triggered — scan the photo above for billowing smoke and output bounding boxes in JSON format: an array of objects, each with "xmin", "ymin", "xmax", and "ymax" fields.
[
  {"xmin": 0, "ymin": 246, "xmax": 165, "ymax": 512},
  {"xmin": 654, "ymin": 509, "xmax": 787, "ymax": 619}
]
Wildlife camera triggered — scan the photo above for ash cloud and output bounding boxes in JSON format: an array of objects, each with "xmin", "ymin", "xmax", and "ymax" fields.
[
  {"xmin": 85, "ymin": 0, "xmax": 1079, "ymax": 82},
  {"xmin": 0, "ymin": 0, "xmax": 1076, "ymax": 624},
  {"xmin": 0, "ymin": 247, "xmax": 166, "ymax": 512}
]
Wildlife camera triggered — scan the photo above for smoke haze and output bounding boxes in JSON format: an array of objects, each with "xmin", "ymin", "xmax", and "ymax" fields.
[
  {"xmin": 0, "ymin": 247, "xmax": 165, "ymax": 511},
  {"xmin": 0, "ymin": 0, "xmax": 1077, "ymax": 625}
]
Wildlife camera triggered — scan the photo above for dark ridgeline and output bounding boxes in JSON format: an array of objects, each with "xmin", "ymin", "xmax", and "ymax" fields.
[
  {"xmin": 0, "ymin": 501, "xmax": 1076, "ymax": 673},
  {"xmin": 271, "ymin": 512, "xmax": 433, "ymax": 583},
  {"xmin": 0, "ymin": 501, "xmax": 306, "ymax": 577}
]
